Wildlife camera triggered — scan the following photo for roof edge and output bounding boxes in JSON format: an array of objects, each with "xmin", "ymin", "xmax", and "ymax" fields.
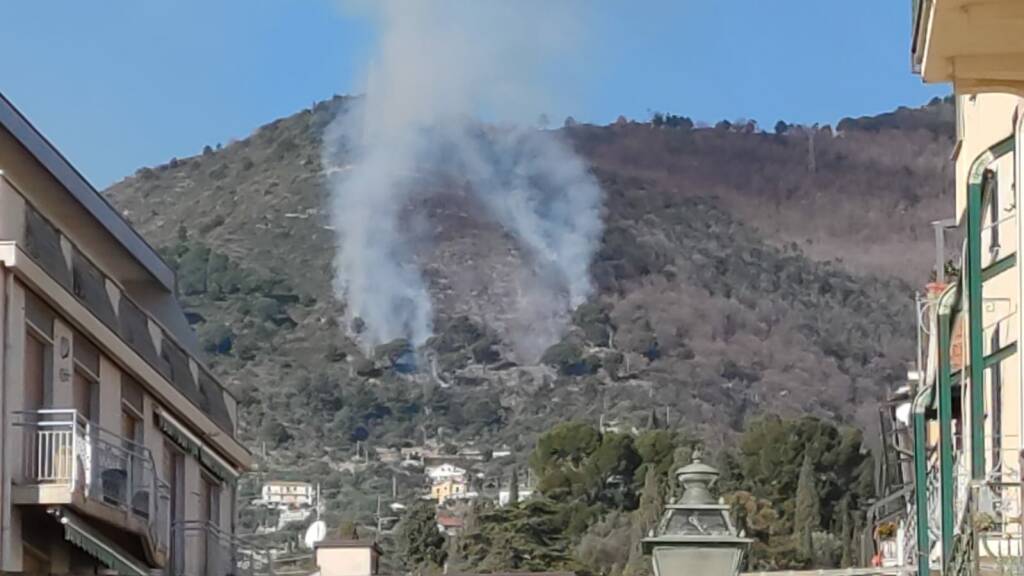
[{"xmin": 0, "ymin": 92, "xmax": 175, "ymax": 291}]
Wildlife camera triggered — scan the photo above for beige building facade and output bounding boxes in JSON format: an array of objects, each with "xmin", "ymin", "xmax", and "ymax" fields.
[
  {"xmin": 0, "ymin": 92, "xmax": 253, "ymax": 574},
  {"xmin": 901, "ymin": 1, "xmax": 1024, "ymax": 573}
]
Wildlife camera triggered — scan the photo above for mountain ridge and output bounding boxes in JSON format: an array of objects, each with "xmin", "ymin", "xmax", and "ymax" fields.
[{"xmin": 103, "ymin": 95, "xmax": 952, "ymax": 494}]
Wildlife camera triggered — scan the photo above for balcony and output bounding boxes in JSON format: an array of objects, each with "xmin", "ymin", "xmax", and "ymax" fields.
[
  {"xmin": 171, "ymin": 521, "xmax": 270, "ymax": 576},
  {"xmin": 0, "ymin": 175, "xmax": 243, "ymax": 457},
  {"xmin": 912, "ymin": 0, "xmax": 1024, "ymax": 87},
  {"xmin": 13, "ymin": 409, "xmax": 169, "ymax": 567}
]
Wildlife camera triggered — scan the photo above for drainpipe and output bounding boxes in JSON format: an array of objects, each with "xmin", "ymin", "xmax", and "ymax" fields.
[
  {"xmin": 911, "ymin": 282, "xmax": 945, "ymax": 575},
  {"xmin": 0, "ymin": 268, "xmax": 10, "ymax": 568},
  {"xmin": 966, "ymin": 135, "xmax": 1015, "ymax": 480},
  {"xmin": 936, "ymin": 284, "xmax": 958, "ymax": 567},
  {"xmin": 966, "ymin": 167, "xmax": 988, "ymax": 480},
  {"xmin": 1016, "ymin": 111, "xmax": 1023, "ymax": 466},
  {"xmin": 912, "ymin": 383, "xmax": 935, "ymax": 576}
]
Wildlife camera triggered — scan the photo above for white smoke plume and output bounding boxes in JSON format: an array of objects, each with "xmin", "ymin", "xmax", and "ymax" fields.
[{"xmin": 324, "ymin": 1, "xmax": 603, "ymax": 355}]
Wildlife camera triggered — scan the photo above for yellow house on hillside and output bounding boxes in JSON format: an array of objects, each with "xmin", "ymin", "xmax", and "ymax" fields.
[{"xmin": 431, "ymin": 479, "xmax": 469, "ymax": 504}]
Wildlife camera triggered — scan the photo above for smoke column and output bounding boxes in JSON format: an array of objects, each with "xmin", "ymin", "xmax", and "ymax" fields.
[{"xmin": 324, "ymin": 1, "xmax": 603, "ymax": 354}]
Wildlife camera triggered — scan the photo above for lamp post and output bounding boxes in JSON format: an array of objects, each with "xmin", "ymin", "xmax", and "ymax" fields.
[{"xmin": 643, "ymin": 449, "xmax": 752, "ymax": 576}]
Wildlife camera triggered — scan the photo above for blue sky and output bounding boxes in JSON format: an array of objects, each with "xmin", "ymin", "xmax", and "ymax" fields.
[{"xmin": 0, "ymin": 1, "xmax": 946, "ymax": 188}]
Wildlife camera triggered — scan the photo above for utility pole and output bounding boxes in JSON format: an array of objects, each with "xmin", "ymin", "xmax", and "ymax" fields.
[{"xmin": 376, "ymin": 495, "xmax": 383, "ymax": 533}]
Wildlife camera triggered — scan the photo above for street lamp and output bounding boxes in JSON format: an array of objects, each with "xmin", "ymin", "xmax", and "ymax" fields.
[{"xmin": 643, "ymin": 449, "xmax": 752, "ymax": 576}]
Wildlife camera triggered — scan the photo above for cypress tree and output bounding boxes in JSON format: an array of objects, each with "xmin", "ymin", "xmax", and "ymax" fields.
[
  {"xmin": 509, "ymin": 468, "xmax": 520, "ymax": 505},
  {"xmin": 794, "ymin": 452, "xmax": 820, "ymax": 563}
]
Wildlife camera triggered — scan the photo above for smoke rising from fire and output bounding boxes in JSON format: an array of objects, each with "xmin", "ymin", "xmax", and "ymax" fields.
[{"xmin": 323, "ymin": 1, "xmax": 603, "ymax": 357}]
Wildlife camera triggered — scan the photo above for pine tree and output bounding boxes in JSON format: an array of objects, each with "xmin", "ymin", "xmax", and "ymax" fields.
[
  {"xmin": 398, "ymin": 502, "xmax": 447, "ymax": 571},
  {"xmin": 794, "ymin": 453, "xmax": 820, "ymax": 564}
]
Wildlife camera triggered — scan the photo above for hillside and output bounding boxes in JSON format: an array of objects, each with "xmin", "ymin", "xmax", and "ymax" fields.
[{"xmin": 104, "ymin": 96, "xmax": 953, "ymax": 521}]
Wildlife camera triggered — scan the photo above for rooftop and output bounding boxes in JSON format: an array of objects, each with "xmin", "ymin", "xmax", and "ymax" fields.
[
  {"xmin": 314, "ymin": 540, "xmax": 382, "ymax": 553},
  {"xmin": 0, "ymin": 92, "xmax": 174, "ymax": 291}
]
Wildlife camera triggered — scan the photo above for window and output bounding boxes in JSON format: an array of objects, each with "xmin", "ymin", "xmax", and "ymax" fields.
[
  {"xmin": 164, "ymin": 442, "xmax": 185, "ymax": 575},
  {"xmin": 24, "ymin": 309, "xmax": 53, "ymax": 485},
  {"xmin": 72, "ymin": 370, "xmax": 96, "ymax": 422},
  {"xmin": 25, "ymin": 291, "xmax": 54, "ymax": 340},
  {"xmin": 199, "ymin": 474, "xmax": 221, "ymax": 576},
  {"xmin": 72, "ymin": 331, "xmax": 99, "ymax": 378},
  {"xmin": 72, "ymin": 331, "xmax": 99, "ymax": 422},
  {"xmin": 24, "ymin": 331, "xmax": 47, "ymax": 413},
  {"xmin": 24, "ymin": 291, "xmax": 54, "ymax": 413},
  {"xmin": 120, "ymin": 375, "xmax": 145, "ymax": 509},
  {"xmin": 121, "ymin": 375, "xmax": 144, "ymax": 447}
]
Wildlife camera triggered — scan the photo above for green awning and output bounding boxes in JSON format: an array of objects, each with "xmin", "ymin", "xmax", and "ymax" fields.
[
  {"xmin": 59, "ymin": 510, "xmax": 149, "ymax": 576},
  {"xmin": 156, "ymin": 411, "xmax": 236, "ymax": 483}
]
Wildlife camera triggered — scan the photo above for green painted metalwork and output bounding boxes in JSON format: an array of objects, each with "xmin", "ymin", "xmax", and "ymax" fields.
[
  {"xmin": 912, "ymin": 383, "xmax": 934, "ymax": 576},
  {"xmin": 967, "ymin": 135, "xmax": 1015, "ymax": 480},
  {"xmin": 949, "ymin": 341, "xmax": 1018, "ymax": 387},
  {"xmin": 937, "ymin": 284, "xmax": 958, "ymax": 567},
  {"xmin": 982, "ymin": 253, "xmax": 1017, "ymax": 282},
  {"xmin": 967, "ymin": 168, "xmax": 985, "ymax": 479}
]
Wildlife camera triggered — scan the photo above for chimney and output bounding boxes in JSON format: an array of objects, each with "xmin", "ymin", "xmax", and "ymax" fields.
[{"xmin": 314, "ymin": 538, "xmax": 382, "ymax": 576}]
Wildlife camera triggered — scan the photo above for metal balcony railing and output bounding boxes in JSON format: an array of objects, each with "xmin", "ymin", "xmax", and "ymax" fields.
[
  {"xmin": 15, "ymin": 409, "xmax": 170, "ymax": 554},
  {"xmin": 171, "ymin": 521, "xmax": 271, "ymax": 576}
]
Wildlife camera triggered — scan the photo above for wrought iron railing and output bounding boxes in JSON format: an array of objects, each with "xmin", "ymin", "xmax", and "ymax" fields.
[
  {"xmin": 949, "ymin": 523, "xmax": 976, "ymax": 576},
  {"xmin": 171, "ymin": 521, "xmax": 271, "ymax": 576},
  {"xmin": 15, "ymin": 409, "xmax": 169, "ymax": 553},
  {"xmin": 949, "ymin": 481, "xmax": 1024, "ymax": 576}
]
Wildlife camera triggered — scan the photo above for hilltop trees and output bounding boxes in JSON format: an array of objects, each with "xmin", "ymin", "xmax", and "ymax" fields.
[
  {"xmin": 650, "ymin": 111, "xmax": 694, "ymax": 130},
  {"xmin": 102, "ymin": 95, "xmax": 949, "ymax": 574}
]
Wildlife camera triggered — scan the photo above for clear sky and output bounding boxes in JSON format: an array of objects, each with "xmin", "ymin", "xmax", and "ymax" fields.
[{"xmin": 0, "ymin": 1, "xmax": 947, "ymax": 189}]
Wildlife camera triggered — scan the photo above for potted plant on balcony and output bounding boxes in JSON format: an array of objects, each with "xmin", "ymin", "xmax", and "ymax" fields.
[{"xmin": 874, "ymin": 521, "xmax": 899, "ymax": 567}]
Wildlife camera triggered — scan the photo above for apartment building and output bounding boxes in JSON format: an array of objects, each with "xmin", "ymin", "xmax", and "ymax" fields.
[
  {"xmin": 0, "ymin": 93, "xmax": 253, "ymax": 574},
  {"xmin": 892, "ymin": 1, "xmax": 1024, "ymax": 574}
]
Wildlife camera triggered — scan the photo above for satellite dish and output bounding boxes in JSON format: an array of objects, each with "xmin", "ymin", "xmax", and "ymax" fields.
[{"xmin": 304, "ymin": 521, "xmax": 327, "ymax": 549}]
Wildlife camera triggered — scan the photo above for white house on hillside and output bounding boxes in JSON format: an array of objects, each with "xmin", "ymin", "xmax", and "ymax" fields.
[
  {"xmin": 426, "ymin": 463, "xmax": 467, "ymax": 482},
  {"xmin": 262, "ymin": 480, "xmax": 315, "ymax": 507}
]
